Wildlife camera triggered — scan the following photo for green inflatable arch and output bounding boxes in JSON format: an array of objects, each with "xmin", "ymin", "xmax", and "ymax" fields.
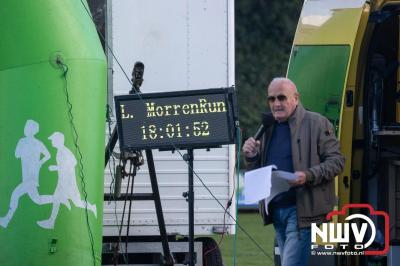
[{"xmin": 0, "ymin": 1, "xmax": 106, "ymax": 265}]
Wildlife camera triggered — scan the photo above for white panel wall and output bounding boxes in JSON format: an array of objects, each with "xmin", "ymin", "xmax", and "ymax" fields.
[{"xmin": 104, "ymin": 0, "xmax": 235, "ymax": 236}]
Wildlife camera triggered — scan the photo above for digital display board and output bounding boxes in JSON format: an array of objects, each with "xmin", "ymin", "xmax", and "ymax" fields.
[{"xmin": 114, "ymin": 88, "xmax": 238, "ymax": 151}]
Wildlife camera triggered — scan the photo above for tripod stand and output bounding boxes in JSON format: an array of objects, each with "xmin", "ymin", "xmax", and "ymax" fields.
[{"xmin": 104, "ymin": 149, "xmax": 174, "ymax": 265}]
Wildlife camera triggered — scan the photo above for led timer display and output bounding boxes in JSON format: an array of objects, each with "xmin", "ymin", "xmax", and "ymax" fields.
[{"xmin": 114, "ymin": 88, "xmax": 237, "ymax": 150}]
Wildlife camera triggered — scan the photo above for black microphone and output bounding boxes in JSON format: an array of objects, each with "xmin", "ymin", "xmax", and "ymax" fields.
[{"xmin": 253, "ymin": 112, "xmax": 275, "ymax": 140}]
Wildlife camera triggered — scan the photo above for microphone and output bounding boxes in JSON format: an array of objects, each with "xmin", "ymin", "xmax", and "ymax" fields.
[
  {"xmin": 253, "ymin": 112, "xmax": 275, "ymax": 140},
  {"xmin": 130, "ymin": 61, "xmax": 144, "ymax": 94}
]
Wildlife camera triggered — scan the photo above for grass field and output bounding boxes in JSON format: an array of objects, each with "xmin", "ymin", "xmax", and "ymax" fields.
[{"xmin": 211, "ymin": 211, "xmax": 276, "ymax": 266}]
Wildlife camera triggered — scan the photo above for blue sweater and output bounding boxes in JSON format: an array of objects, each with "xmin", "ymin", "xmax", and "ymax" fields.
[{"xmin": 265, "ymin": 122, "xmax": 296, "ymax": 208}]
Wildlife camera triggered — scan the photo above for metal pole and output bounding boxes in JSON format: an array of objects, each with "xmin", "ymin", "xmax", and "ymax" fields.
[
  {"xmin": 187, "ymin": 149, "xmax": 195, "ymax": 266},
  {"xmin": 146, "ymin": 149, "xmax": 174, "ymax": 265}
]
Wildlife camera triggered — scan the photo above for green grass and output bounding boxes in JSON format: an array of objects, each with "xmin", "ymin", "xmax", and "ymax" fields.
[{"xmin": 212, "ymin": 211, "xmax": 276, "ymax": 266}]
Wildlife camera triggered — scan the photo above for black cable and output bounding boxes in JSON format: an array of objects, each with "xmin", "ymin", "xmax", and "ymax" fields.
[
  {"xmin": 116, "ymin": 161, "xmax": 133, "ymax": 264},
  {"xmin": 79, "ymin": 0, "xmax": 271, "ymax": 260},
  {"xmin": 57, "ymin": 60, "xmax": 97, "ymax": 266},
  {"xmin": 125, "ymin": 162, "xmax": 137, "ymax": 261},
  {"xmin": 106, "ymin": 104, "xmax": 116, "ymax": 200}
]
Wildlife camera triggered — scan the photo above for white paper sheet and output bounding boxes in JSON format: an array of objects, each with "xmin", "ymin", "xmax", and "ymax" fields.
[
  {"xmin": 243, "ymin": 165, "xmax": 276, "ymax": 205},
  {"xmin": 243, "ymin": 166, "xmax": 297, "ymax": 214},
  {"xmin": 272, "ymin": 170, "xmax": 297, "ymax": 181}
]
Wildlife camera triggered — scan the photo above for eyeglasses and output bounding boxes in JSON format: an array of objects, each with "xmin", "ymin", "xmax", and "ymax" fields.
[{"xmin": 267, "ymin": 94, "xmax": 287, "ymax": 103}]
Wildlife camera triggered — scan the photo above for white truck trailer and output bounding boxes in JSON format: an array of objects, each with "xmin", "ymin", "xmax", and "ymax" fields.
[{"xmin": 101, "ymin": 1, "xmax": 236, "ymax": 265}]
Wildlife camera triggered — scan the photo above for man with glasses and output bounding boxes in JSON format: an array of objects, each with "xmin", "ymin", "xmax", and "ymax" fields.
[{"xmin": 243, "ymin": 77, "xmax": 345, "ymax": 266}]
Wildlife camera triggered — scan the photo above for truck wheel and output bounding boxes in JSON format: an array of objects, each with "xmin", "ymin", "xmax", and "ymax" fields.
[{"xmin": 196, "ymin": 237, "xmax": 223, "ymax": 266}]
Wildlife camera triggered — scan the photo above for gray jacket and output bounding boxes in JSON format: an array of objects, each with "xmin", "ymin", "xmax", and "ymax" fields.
[{"xmin": 245, "ymin": 104, "xmax": 345, "ymax": 228}]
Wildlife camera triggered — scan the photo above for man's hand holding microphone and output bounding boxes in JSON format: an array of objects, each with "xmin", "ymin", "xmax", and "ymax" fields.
[{"xmin": 242, "ymin": 137, "xmax": 261, "ymax": 159}]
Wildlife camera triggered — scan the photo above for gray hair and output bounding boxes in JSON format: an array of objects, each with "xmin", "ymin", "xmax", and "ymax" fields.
[{"xmin": 267, "ymin": 77, "xmax": 298, "ymax": 93}]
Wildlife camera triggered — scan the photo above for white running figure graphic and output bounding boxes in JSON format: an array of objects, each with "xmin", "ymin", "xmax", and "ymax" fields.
[
  {"xmin": 37, "ymin": 132, "xmax": 97, "ymax": 229},
  {"xmin": 0, "ymin": 120, "xmax": 53, "ymax": 228}
]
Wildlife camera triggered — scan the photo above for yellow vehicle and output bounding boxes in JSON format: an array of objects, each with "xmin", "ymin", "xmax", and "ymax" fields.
[{"xmin": 288, "ymin": 0, "xmax": 400, "ymax": 265}]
